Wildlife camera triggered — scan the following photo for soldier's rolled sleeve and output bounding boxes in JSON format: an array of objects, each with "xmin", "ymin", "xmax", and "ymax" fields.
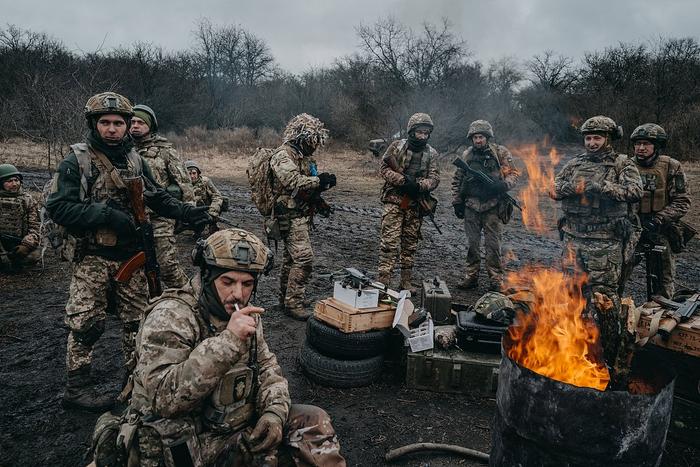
[
  {"xmin": 270, "ymin": 150, "xmax": 320, "ymax": 192},
  {"xmin": 139, "ymin": 308, "xmax": 248, "ymax": 418},
  {"xmin": 600, "ymin": 162, "xmax": 643, "ymax": 201},
  {"xmin": 254, "ymin": 326, "xmax": 291, "ymax": 423}
]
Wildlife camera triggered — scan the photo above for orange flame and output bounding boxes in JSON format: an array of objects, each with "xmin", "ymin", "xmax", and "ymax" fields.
[
  {"xmin": 505, "ymin": 267, "xmax": 610, "ymax": 391},
  {"xmin": 513, "ymin": 143, "xmax": 560, "ymax": 234}
]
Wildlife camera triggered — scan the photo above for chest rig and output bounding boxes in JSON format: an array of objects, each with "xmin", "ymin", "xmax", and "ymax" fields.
[
  {"xmin": 0, "ymin": 193, "xmax": 28, "ymax": 237},
  {"xmin": 637, "ymin": 155, "xmax": 670, "ymax": 214}
]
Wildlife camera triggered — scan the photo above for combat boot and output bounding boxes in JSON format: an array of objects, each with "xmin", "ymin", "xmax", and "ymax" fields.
[
  {"xmin": 456, "ymin": 276, "xmax": 479, "ymax": 290},
  {"xmin": 284, "ymin": 306, "xmax": 311, "ymax": 321},
  {"xmin": 62, "ymin": 367, "xmax": 114, "ymax": 412},
  {"xmin": 399, "ymin": 270, "xmax": 416, "ymax": 294}
]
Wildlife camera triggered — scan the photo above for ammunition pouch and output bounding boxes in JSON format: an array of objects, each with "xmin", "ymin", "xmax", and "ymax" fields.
[
  {"xmin": 95, "ymin": 227, "xmax": 118, "ymax": 247},
  {"xmin": 663, "ymin": 220, "xmax": 697, "ymax": 253},
  {"xmin": 91, "ymin": 411, "xmax": 128, "ymax": 467},
  {"xmin": 140, "ymin": 416, "xmax": 203, "ymax": 467}
]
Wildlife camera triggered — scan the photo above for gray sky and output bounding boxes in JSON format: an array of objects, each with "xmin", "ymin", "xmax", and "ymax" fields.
[{"xmin": 4, "ymin": 0, "xmax": 699, "ymax": 72}]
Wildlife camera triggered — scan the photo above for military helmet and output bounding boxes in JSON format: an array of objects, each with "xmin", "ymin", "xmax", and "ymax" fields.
[
  {"xmin": 194, "ymin": 228, "xmax": 273, "ymax": 276},
  {"xmin": 474, "ymin": 291, "xmax": 515, "ymax": 325},
  {"xmin": 84, "ymin": 92, "xmax": 134, "ymax": 120},
  {"xmin": 467, "ymin": 120, "xmax": 494, "ymax": 139},
  {"xmin": 406, "ymin": 113, "xmax": 434, "ymax": 133},
  {"xmin": 580, "ymin": 115, "xmax": 623, "ymax": 140},
  {"xmin": 132, "ymin": 104, "xmax": 158, "ymax": 132},
  {"xmin": 184, "ymin": 160, "xmax": 201, "ymax": 173},
  {"xmin": 283, "ymin": 113, "xmax": 329, "ymax": 149},
  {"xmin": 630, "ymin": 123, "xmax": 667, "ymax": 147},
  {"xmin": 0, "ymin": 163, "xmax": 22, "ymax": 183}
]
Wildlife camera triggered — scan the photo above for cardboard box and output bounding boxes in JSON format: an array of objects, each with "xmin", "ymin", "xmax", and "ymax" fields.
[
  {"xmin": 406, "ymin": 348, "xmax": 501, "ymax": 395},
  {"xmin": 333, "ymin": 281, "xmax": 379, "ymax": 309},
  {"xmin": 314, "ymin": 298, "xmax": 395, "ymax": 333},
  {"xmin": 636, "ymin": 304, "xmax": 700, "ymax": 357}
]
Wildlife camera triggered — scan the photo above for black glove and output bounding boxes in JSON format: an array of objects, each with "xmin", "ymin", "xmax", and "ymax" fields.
[
  {"xmin": 144, "ymin": 188, "xmax": 181, "ymax": 219},
  {"xmin": 107, "ymin": 208, "xmax": 137, "ymax": 237},
  {"xmin": 318, "ymin": 173, "xmax": 337, "ymax": 191},
  {"xmin": 181, "ymin": 205, "xmax": 212, "ymax": 227},
  {"xmin": 453, "ymin": 204, "xmax": 465, "ymax": 219},
  {"xmin": 642, "ymin": 217, "xmax": 661, "ymax": 232},
  {"xmin": 487, "ymin": 179, "xmax": 509, "ymax": 195},
  {"xmin": 403, "ymin": 174, "xmax": 420, "ymax": 197}
]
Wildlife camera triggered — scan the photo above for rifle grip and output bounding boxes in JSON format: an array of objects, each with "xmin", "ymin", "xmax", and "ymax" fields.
[{"xmin": 657, "ymin": 316, "xmax": 679, "ymax": 340}]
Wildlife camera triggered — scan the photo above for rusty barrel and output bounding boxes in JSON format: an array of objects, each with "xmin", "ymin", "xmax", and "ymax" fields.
[{"xmin": 490, "ymin": 342, "xmax": 675, "ymax": 467}]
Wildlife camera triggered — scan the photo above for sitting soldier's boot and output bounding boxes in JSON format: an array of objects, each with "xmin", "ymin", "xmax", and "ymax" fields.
[
  {"xmin": 457, "ymin": 276, "xmax": 479, "ymax": 290},
  {"xmin": 399, "ymin": 270, "xmax": 415, "ymax": 293},
  {"xmin": 284, "ymin": 306, "xmax": 311, "ymax": 321},
  {"xmin": 62, "ymin": 367, "xmax": 114, "ymax": 412}
]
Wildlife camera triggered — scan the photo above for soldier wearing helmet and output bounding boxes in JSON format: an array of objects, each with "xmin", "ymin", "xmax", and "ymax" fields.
[
  {"xmin": 268, "ymin": 113, "xmax": 336, "ymax": 320},
  {"xmin": 551, "ymin": 115, "xmax": 643, "ymax": 381},
  {"xmin": 184, "ymin": 159, "xmax": 225, "ymax": 238},
  {"xmin": 91, "ymin": 229, "xmax": 346, "ymax": 466},
  {"xmin": 45, "ymin": 92, "xmax": 212, "ymax": 411},
  {"xmin": 625, "ymin": 123, "xmax": 691, "ymax": 298},
  {"xmin": 452, "ymin": 120, "xmax": 520, "ymax": 292},
  {"xmin": 0, "ymin": 163, "xmax": 41, "ymax": 271},
  {"xmin": 130, "ymin": 104, "xmax": 195, "ymax": 288},
  {"xmin": 377, "ymin": 113, "xmax": 440, "ymax": 291}
]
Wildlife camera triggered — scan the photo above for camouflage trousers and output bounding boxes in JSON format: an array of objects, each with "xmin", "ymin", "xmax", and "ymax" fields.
[
  {"xmin": 377, "ymin": 203, "xmax": 422, "ymax": 279},
  {"xmin": 136, "ymin": 404, "xmax": 346, "ymax": 467},
  {"xmin": 279, "ymin": 217, "xmax": 313, "ymax": 313},
  {"xmin": 153, "ymin": 217, "xmax": 189, "ymax": 289},
  {"xmin": 463, "ymin": 206, "xmax": 504, "ymax": 283},
  {"xmin": 64, "ymin": 254, "xmax": 148, "ymax": 373},
  {"xmin": 563, "ymin": 234, "xmax": 624, "ymax": 368},
  {"xmin": 630, "ymin": 232, "xmax": 676, "ymax": 299}
]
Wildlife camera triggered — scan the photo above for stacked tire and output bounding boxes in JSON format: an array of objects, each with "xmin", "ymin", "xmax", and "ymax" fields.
[{"xmin": 299, "ymin": 317, "xmax": 390, "ymax": 388}]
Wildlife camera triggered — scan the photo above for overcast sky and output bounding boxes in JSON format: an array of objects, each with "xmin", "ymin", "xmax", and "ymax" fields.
[{"xmin": 4, "ymin": 0, "xmax": 699, "ymax": 72}]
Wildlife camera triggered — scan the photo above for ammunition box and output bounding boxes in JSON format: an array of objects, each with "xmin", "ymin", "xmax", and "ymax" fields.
[
  {"xmin": 406, "ymin": 348, "xmax": 501, "ymax": 395},
  {"xmin": 421, "ymin": 276, "xmax": 452, "ymax": 324}
]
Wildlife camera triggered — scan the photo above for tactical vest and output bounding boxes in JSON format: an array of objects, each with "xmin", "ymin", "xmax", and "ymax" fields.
[
  {"xmin": 464, "ymin": 144, "xmax": 503, "ymax": 180},
  {"xmin": 396, "ymin": 140, "xmax": 433, "ymax": 178},
  {"xmin": 561, "ymin": 154, "xmax": 629, "ymax": 224},
  {"xmin": 0, "ymin": 194, "xmax": 27, "ymax": 237},
  {"xmin": 193, "ymin": 177, "xmax": 212, "ymax": 207},
  {"xmin": 637, "ymin": 155, "xmax": 670, "ymax": 214}
]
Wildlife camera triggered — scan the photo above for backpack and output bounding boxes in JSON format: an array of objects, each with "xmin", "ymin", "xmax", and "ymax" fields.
[{"xmin": 246, "ymin": 147, "xmax": 276, "ymax": 216}]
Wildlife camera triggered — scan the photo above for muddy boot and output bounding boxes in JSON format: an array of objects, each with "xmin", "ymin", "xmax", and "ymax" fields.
[
  {"xmin": 456, "ymin": 276, "xmax": 479, "ymax": 290},
  {"xmin": 62, "ymin": 367, "xmax": 114, "ymax": 412},
  {"xmin": 399, "ymin": 270, "xmax": 416, "ymax": 294},
  {"xmin": 284, "ymin": 306, "xmax": 311, "ymax": 321}
]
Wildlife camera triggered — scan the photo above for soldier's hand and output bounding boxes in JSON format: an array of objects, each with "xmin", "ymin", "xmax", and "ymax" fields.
[
  {"xmin": 225, "ymin": 305, "xmax": 264, "ymax": 340},
  {"xmin": 249, "ymin": 412, "xmax": 284, "ymax": 453},
  {"xmin": 453, "ymin": 204, "xmax": 465, "ymax": 219},
  {"xmin": 182, "ymin": 205, "xmax": 211, "ymax": 226},
  {"xmin": 584, "ymin": 180, "xmax": 602, "ymax": 195},
  {"xmin": 107, "ymin": 208, "xmax": 137, "ymax": 237},
  {"xmin": 318, "ymin": 172, "xmax": 336, "ymax": 191},
  {"xmin": 403, "ymin": 174, "xmax": 420, "ymax": 196},
  {"xmin": 643, "ymin": 217, "xmax": 662, "ymax": 232}
]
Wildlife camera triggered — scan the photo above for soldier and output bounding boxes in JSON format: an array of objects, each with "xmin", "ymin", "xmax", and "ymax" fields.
[
  {"xmin": 377, "ymin": 113, "xmax": 440, "ymax": 291},
  {"xmin": 270, "ymin": 113, "xmax": 335, "ymax": 320},
  {"xmin": 551, "ymin": 115, "xmax": 643, "ymax": 381},
  {"xmin": 0, "ymin": 163, "xmax": 41, "ymax": 270},
  {"xmin": 130, "ymin": 104, "xmax": 195, "ymax": 288},
  {"xmin": 451, "ymin": 120, "xmax": 520, "ymax": 292},
  {"xmin": 628, "ymin": 123, "xmax": 691, "ymax": 298},
  {"xmin": 46, "ymin": 92, "xmax": 210, "ymax": 411},
  {"xmin": 91, "ymin": 229, "xmax": 346, "ymax": 466},
  {"xmin": 185, "ymin": 159, "xmax": 225, "ymax": 237}
]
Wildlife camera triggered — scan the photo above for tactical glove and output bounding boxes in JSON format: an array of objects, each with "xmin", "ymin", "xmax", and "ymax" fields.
[
  {"xmin": 249, "ymin": 412, "xmax": 284, "ymax": 453},
  {"xmin": 584, "ymin": 180, "xmax": 602, "ymax": 195},
  {"xmin": 403, "ymin": 174, "xmax": 420, "ymax": 197},
  {"xmin": 181, "ymin": 205, "xmax": 212, "ymax": 227},
  {"xmin": 107, "ymin": 208, "xmax": 137, "ymax": 237},
  {"xmin": 643, "ymin": 217, "xmax": 662, "ymax": 232},
  {"xmin": 318, "ymin": 172, "xmax": 337, "ymax": 191},
  {"xmin": 453, "ymin": 204, "xmax": 465, "ymax": 219}
]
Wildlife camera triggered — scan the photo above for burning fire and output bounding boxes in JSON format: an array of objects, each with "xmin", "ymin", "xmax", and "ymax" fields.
[
  {"xmin": 514, "ymin": 144, "xmax": 560, "ymax": 234},
  {"xmin": 505, "ymin": 267, "xmax": 610, "ymax": 391}
]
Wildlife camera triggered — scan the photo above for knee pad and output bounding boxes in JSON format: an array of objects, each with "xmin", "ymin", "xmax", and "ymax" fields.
[{"xmin": 73, "ymin": 318, "xmax": 105, "ymax": 346}]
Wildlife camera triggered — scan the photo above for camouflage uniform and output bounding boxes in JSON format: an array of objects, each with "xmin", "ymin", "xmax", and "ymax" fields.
[
  {"xmin": 378, "ymin": 113, "xmax": 440, "ymax": 289},
  {"xmin": 451, "ymin": 121, "xmax": 520, "ymax": 289},
  {"xmin": 135, "ymin": 133, "xmax": 194, "ymax": 288},
  {"xmin": 192, "ymin": 175, "xmax": 224, "ymax": 217},
  {"xmin": 270, "ymin": 113, "xmax": 330, "ymax": 318},
  {"xmin": 552, "ymin": 116, "xmax": 643, "ymax": 375},
  {"xmin": 126, "ymin": 276, "xmax": 344, "ymax": 465},
  {"xmin": 627, "ymin": 124, "xmax": 691, "ymax": 299},
  {"xmin": 0, "ymin": 171, "xmax": 41, "ymax": 270}
]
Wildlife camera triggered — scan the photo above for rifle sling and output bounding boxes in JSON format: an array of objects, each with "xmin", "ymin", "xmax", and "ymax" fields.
[{"xmin": 90, "ymin": 148, "xmax": 128, "ymax": 190}]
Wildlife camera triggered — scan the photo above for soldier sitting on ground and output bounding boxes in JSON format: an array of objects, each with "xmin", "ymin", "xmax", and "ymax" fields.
[
  {"xmin": 185, "ymin": 159, "xmax": 225, "ymax": 238},
  {"xmin": 0, "ymin": 163, "xmax": 41, "ymax": 271},
  {"xmin": 90, "ymin": 229, "xmax": 346, "ymax": 466}
]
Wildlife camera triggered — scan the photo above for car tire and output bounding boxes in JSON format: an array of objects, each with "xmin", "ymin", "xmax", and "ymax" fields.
[
  {"xmin": 299, "ymin": 340, "xmax": 384, "ymax": 388},
  {"xmin": 306, "ymin": 317, "xmax": 390, "ymax": 359}
]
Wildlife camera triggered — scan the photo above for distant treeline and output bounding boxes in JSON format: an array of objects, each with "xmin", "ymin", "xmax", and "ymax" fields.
[{"xmin": 2, "ymin": 18, "xmax": 700, "ymax": 161}]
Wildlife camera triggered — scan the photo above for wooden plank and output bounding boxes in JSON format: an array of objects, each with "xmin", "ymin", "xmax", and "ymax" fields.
[
  {"xmin": 314, "ymin": 298, "xmax": 395, "ymax": 333},
  {"xmin": 636, "ymin": 305, "xmax": 700, "ymax": 357}
]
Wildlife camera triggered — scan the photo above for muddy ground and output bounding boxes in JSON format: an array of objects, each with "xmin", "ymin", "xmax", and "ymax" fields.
[{"xmin": 1, "ymin": 154, "xmax": 699, "ymax": 467}]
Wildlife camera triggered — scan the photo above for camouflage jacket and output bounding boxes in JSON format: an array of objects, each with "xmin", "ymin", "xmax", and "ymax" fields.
[
  {"xmin": 269, "ymin": 144, "xmax": 320, "ymax": 217},
  {"xmin": 380, "ymin": 139, "xmax": 440, "ymax": 207},
  {"xmin": 633, "ymin": 154, "xmax": 691, "ymax": 224},
  {"xmin": 134, "ymin": 133, "xmax": 194, "ymax": 205},
  {"xmin": 553, "ymin": 150, "xmax": 643, "ymax": 239},
  {"xmin": 192, "ymin": 176, "xmax": 224, "ymax": 217},
  {"xmin": 451, "ymin": 143, "xmax": 520, "ymax": 212},
  {"xmin": 0, "ymin": 188, "xmax": 40, "ymax": 249},
  {"xmin": 130, "ymin": 277, "xmax": 290, "ymax": 434}
]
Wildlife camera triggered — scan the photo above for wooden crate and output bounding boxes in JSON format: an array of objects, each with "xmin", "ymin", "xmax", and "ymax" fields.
[
  {"xmin": 314, "ymin": 298, "xmax": 395, "ymax": 333},
  {"xmin": 636, "ymin": 304, "xmax": 700, "ymax": 357}
]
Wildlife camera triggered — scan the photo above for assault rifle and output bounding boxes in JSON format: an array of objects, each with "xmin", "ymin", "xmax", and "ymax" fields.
[
  {"xmin": 383, "ymin": 154, "xmax": 442, "ymax": 234},
  {"xmin": 452, "ymin": 158, "xmax": 522, "ymax": 211},
  {"xmin": 294, "ymin": 188, "xmax": 332, "ymax": 218},
  {"xmin": 323, "ymin": 267, "xmax": 407, "ymax": 300},
  {"xmin": 115, "ymin": 176, "xmax": 162, "ymax": 298},
  {"xmin": 638, "ymin": 241, "xmax": 666, "ymax": 301},
  {"xmin": 652, "ymin": 293, "xmax": 700, "ymax": 339}
]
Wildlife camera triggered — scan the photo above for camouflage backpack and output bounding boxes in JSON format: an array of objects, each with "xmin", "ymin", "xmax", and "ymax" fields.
[{"xmin": 246, "ymin": 147, "xmax": 276, "ymax": 216}]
